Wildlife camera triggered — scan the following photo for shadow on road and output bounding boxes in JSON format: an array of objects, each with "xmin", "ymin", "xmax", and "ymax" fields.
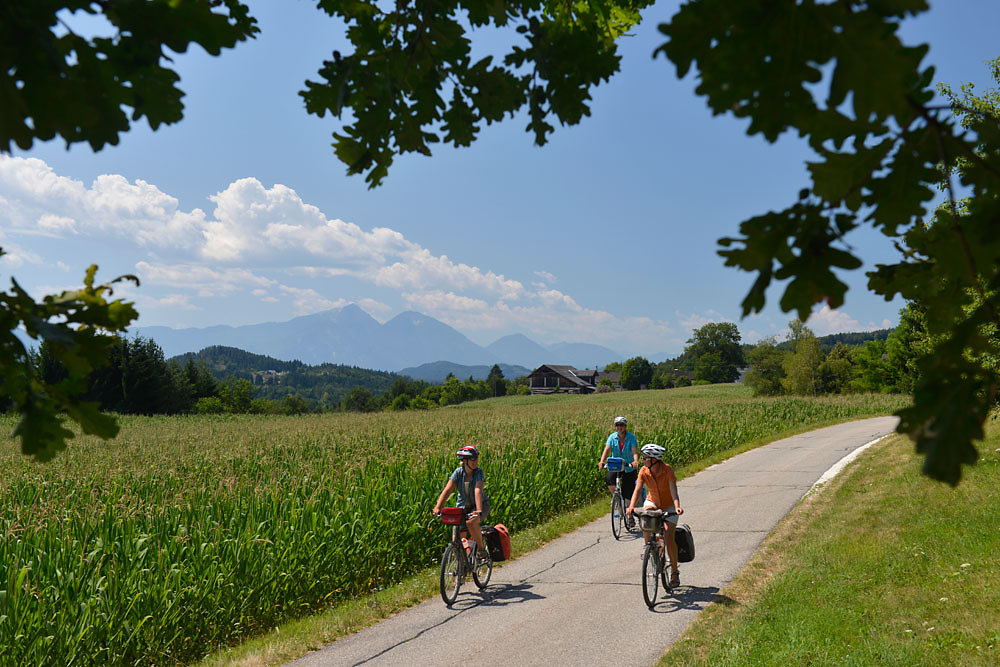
[
  {"xmin": 646, "ymin": 585, "xmax": 736, "ymax": 613},
  {"xmin": 478, "ymin": 582, "xmax": 545, "ymax": 606},
  {"xmin": 348, "ymin": 584, "xmax": 545, "ymax": 664}
]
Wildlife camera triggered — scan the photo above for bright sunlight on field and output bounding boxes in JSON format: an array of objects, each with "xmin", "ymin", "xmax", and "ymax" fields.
[{"xmin": 0, "ymin": 385, "xmax": 907, "ymax": 664}]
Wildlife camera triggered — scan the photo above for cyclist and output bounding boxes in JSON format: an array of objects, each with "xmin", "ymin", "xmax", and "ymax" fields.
[
  {"xmin": 598, "ymin": 416, "xmax": 639, "ymax": 506},
  {"xmin": 432, "ymin": 446, "xmax": 489, "ymax": 565},
  {"xmin": 627, "ymin": 443, "xmax": 683, "ymax": 588}
]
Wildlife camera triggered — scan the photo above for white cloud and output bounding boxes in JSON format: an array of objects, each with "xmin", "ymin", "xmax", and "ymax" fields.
[
  {"xmin": 533, "ymin": 270, "xmax": 557, "ymax": 284},
  {"xmin": 154, "ymin": 294, "xmax": 200, "ymax": 310},
  {"xmin": 805, "ymin": 305, "xmax": 863, "ymax": 336},
  {"xmin": 277, "ymin": 285, "xmax": 353, "ymax": 314},
  {"xmin": 6, "ymin": 156, "xmax": 835, "ymax": 357},
  {"xmin": 0, "ymin": 242, "xmax": 42, "ymax": 268},
  {"xmin": 134, "ymin": 261, "xmax": 277, "ymax": 297},
  {"xmin": 37, "ymin": 214, "xmax": 78, "ymax": 235}
]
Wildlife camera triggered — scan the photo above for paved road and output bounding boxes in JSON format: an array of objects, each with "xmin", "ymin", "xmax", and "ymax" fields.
[{"xmin": 291, "ymin": 417, "xmax": 899, "ymax": 667}]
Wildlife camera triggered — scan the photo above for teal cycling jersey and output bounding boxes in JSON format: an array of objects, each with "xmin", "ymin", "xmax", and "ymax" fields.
[{"xmin": 605, "ymin": 431, "xmax": 638, "ymax": 472}]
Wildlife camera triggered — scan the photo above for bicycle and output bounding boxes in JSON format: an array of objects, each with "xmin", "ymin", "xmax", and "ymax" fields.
[
  {"xmin": 606, "ymin": 457, "xmax": 642, "ymax": 540},
  {"xmin": 435, "ymin": 507, "xmax": 493, "ymax": 605},
  {"xmin": 634, "ymin": 507, "xmax": 676, "ymax": 608}
]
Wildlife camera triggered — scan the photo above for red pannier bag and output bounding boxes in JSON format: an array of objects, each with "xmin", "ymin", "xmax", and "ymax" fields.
[
  {"xmin": 440, "ymin": 507, "xmax": 463, "ymax": 525},
  {"xmin": 494, "ymin": 524, "xmax": 512, "ymax": 561}
]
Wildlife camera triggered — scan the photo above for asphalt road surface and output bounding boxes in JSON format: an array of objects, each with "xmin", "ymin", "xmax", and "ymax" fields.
[{"xmin": 291, "ymin": 416, "xmax": 899, "ymax": 667}]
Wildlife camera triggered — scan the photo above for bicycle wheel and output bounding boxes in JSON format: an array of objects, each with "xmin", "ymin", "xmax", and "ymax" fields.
[
  {"xmin": 439, "ymin": 543, "xmax": 461, "ymax": 605},
  {"xmin": 611, "ymin": 493, "xmax": 624, "ymax": 540},
  {"xmin": 472, "ymin": 543, "xmax": 493, "ymax": 589},
  {"xmin": 642, "ymin": 541, "xmax": 660, "ymax": 608},
  {"xmin": 660, "ymin": 545, "xmax": 670, "ymax": 590}
]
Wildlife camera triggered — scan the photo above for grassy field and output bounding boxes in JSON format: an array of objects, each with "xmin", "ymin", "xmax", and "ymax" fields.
[
  {"xmin": 0, "ymin": 385, "xmax": 908, "ymax": 665},
  {"xmin": 661, "ymin": 420, "xmax": 1000, "ymax": 665}
]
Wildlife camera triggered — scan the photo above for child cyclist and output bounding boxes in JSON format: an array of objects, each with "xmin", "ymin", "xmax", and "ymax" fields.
[
  {"xmin": 627, "ymin": 443, "xmax": 684, "ymax": 587},
  {"xmin": 432, "ymin": 446, "xmax": 490, "ymax": 565}
]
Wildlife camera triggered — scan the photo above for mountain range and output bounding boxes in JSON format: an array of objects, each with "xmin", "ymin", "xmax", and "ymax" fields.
[{"xmin": 135, "ymin": 305, "xmax": 622, "ymax": 371}]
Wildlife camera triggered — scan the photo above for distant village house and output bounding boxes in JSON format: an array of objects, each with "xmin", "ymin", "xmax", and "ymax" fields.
[{"xmin": 528, "ymin": 365, "xmax": 621, "ymax": 394}]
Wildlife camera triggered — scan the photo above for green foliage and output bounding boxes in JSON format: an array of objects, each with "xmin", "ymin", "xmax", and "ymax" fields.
[
  {"xmin": 684, "ymin": 322, "xmax": 745, "ymax": 383},
  {"xmin": 782, "ymin": 321, "xmax": 824, "ymax": 396},
  {"xmin": 620, "ymin": 356, "xmax": 653, "ymax": 390},
  {"xmin": 302, "ymin": 0, "xmax": 655, "ymax": 186},
  {"xmin": 487, "ymin": 364, "xmax": 507, "ymax": 397},
  {"xmin": 1, "ymin": 263, "xmax": 138, "ymax": 461},
  {"xmin": 1, "ymin": 0, "xmax": 258, "ymax": 152},
  {"xmin": 817, "ymin": 342, "xmax": 854, "ymax": 394},
  {"xmin": 656, "ymin": 3, "xmax": 999, "ymax": 483},
  {"xmin": 744, "ymin": 337, "xmax": 787, "ymax": 397},
  {"xmin": 342, "ymin": 387, "xmax": 375, "ymax": 412}
]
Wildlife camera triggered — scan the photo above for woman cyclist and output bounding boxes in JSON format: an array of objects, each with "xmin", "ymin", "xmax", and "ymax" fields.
[
  {"xmin": 627, "ymin": 443, "xmax": 684, "ymax": 588},
  {"xmin": 432, "ymin": 446, "xmax": 489, "ymax": 565},
  {"xmin": 598, "ymin": 416, "xmax": 639, "ymax": 505}
]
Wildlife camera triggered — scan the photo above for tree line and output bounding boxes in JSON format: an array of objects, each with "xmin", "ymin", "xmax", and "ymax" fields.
[
  {"xmin": 22, "ymin": 338, "xmax": 530, "ymax": 416},
  {"xmin": 600, "ymin": 316, "xmax": 917, "ymax": 398}
]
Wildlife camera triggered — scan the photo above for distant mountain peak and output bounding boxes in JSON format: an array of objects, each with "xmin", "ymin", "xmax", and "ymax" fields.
[{"xmin": 136, "ymin": 308, "xmax": 621, "ymax": 371}]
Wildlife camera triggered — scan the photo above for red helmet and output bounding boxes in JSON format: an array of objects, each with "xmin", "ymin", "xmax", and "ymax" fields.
[{"xmin": 456, "ymin": 446, "xmax": 480, "ymax": 460}]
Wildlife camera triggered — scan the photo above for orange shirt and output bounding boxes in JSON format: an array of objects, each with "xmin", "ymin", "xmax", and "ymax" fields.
[{"xmin": 638, "ymin": 462, "xmax": 676, "ymax": 509}]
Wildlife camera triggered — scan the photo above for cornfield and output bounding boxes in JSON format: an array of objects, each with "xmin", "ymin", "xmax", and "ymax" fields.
[{"xmin": 0, "ymin": 385, "xmax": 907, "ymax": 664}]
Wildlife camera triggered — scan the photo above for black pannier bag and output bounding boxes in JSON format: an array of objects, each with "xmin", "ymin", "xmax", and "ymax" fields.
[
  {"xmin": 481, "ymin": 525, "xmax": 507, "ymax": 562},
  {"xmin": 674, "ymin": 523, "xmax": 695, "ymax": 563}
]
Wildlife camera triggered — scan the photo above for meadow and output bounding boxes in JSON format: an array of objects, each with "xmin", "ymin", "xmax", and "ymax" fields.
[
  {"xmin": 661, "ymin": 420, "xmax": 1000, "ymax": 665},
  {"xmin": 0, "ymin": 385, "xmax": 908, "ymax": 665}
]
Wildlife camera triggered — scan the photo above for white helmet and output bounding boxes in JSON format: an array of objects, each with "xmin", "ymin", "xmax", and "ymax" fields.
[
  {"xmin": 641, "ymin": 443, "xmax": 665, "ymax": 460},
  {"xmin": 613, "ymin": 416, "xmax": 627, "ymax": 426}
]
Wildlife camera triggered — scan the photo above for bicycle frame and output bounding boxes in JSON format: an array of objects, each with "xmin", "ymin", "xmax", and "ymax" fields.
[
  {"xmin": 638, "ymin": 508, "xmax": 676, "ymax": 608},
  {"xmin": 438, "ymin": 511, "xmax": 492, "ymax": 605}
]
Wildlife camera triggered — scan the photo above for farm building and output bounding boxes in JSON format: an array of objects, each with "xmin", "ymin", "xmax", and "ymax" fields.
[{"xmin": 528, "ymin": 365, "xmax": 621, "ymax": 394}]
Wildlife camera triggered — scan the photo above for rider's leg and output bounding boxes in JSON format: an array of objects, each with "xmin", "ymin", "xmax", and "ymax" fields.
[
  {"xmin": 466, "ymin": 514, "xmax": 485, "ymax": 552},
  {"xmin": 665, "ymin": 522, "xmax": 680, "ymax": 576}
]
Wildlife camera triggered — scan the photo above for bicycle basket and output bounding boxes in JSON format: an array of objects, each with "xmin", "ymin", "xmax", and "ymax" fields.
[
  {"xmin": 605, "ymin": 457, "xmax": 624, "ymax": 472},
  {"xmin": 440, "ymin": 507, "xmax": 463, "ymax": 525},
  {"xmin": 637, "ymin": 509, "xmax": 663, "ymax": 532}
]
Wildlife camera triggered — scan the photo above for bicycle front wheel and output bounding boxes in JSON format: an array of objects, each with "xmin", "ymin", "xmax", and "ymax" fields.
[
  {"xmin": 642, "ymin": 541, "xmax": 660, "ymax": 608},
  {"xmin": 439, "ymin": 543, "xmax": 461, "ymax": 605},
  {"xmin": 611, "ymin": 493, "xmax": 624, "ymax": 540},
  {"xmin": 472, "ymin": 544, "xmax": 493, "ymax": 590},
  {"xmin": 660, "ymin": 546, "xmax": 670, "ymax": 590}
]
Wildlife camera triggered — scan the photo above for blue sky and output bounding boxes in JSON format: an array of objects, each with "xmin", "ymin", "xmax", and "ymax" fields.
[{"xmin": 1, "ymin": 0, "xmax": 997, "ymax": 360}]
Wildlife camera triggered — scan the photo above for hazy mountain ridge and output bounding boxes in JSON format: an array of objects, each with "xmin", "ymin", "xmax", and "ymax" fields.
[
  {"xmin": 398, "ymin": 361, "xmax": 532, "ymax": 383},
  {"xmin": 136, "ymin": 305, "xmax": 622, "ymax": 371}
]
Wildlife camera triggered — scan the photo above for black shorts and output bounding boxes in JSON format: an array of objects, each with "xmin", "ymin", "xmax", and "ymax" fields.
[{"xmin": 605, "ymin": 469, "xmax": 637, "ymax": 502}]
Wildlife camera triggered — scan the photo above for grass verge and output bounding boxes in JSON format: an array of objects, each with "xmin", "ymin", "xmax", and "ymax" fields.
[{"xmin": 660, "ymin": 426, "xmax": 1000, "ymax": 665}]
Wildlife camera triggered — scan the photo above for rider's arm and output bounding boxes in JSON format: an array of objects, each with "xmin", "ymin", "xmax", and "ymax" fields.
[
  {"xmin": 668, "ymin": 475, "xmax": 683, "ymax": 515},
  {"xmin": 473, "ymin": 480, "xmax": 485, "ymax": 515},
  {"xmin": 433, "ymin": 480, "xmax": 457, "ymax": 513},
  {"xmin": 598, "ymin": 444, "xmax": 611, "ymax": 469},
  {"xmin": 627, "ymin": 475, "xmax": 644, "ymax": 513}
]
